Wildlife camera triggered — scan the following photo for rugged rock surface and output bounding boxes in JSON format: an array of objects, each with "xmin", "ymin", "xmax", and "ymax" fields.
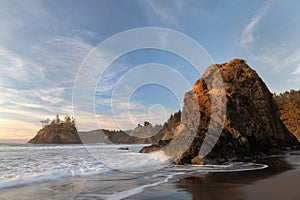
[
  {"xmin": 140, "ymin": 59, "xmax": 299, "ymax": 164},
  {"xmin": 139, "ymin": 139, "xmax": 171, "ymax": 153},
  {"xmin": 28, "ymin": 123, "xmax": 82, "ymax": 144},
  {"xmin": 274, "ymin": 90, "xmax": 300, "ymax": 140}
]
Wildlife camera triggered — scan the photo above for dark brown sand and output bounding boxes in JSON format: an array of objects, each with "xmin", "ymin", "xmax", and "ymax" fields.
[
  {"xmin": 242, "ymin": 154, "xmax": 300, "ymax": 200},
  {"xmin": 132, "ymin": 154, "xmax": 300, "ymax": 200}
]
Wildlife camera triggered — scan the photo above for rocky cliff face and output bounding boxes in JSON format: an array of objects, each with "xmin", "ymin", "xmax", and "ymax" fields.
[
  {"xmin": 140, "ymin": 59, "xmax": 299, "ymax": 164},
  {"xmin": 28, "ymin": 123, "xmax": 82, "ymax": 144}
]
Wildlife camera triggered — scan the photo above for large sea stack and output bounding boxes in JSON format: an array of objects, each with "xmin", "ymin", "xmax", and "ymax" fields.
[
  {"xmin": 140, "ymin": 59, "xmax": 299, "ymax": 164},
  {"xmin": 28, "ymin": 117, "xmax": 82, "ymax": 144}
]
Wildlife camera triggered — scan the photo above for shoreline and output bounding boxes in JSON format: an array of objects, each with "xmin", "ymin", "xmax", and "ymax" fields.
[
  {"xmin": 1, "ymin": 144, "xmax": 300, "ymax": 200},
  {"xmin": 130, "ymin": 153, "xmax": 300, "ymax": 200}
]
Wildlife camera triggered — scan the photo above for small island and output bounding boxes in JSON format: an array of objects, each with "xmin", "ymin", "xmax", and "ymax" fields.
[{"xmin": 28, "ymin": 115, "xmax": 82, "ymax": 144}]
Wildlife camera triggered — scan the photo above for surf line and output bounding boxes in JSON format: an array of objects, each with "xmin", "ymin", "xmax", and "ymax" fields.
[{"xmin": 86, "ymin": 174, "xmax": 173, "ymax": 200}]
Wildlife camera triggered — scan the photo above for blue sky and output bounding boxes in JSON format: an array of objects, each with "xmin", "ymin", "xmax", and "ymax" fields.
[{"xmin": 0, "ymin": 0, "xmax": 299, "ymax": 140}]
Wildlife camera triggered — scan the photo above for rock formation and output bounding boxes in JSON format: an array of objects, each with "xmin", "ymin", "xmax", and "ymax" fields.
[
  {"xmin": 125, "ymin": 122, "xmax": 162, "ymax": 138},
  {"xmin": 78, "ymin": 113, "xmax": 181, "ymax": 144},
  {"xmin": 28, "ymin": 115, "xmax": 82, "ymax": 144},
  {"xmin": 140, "ymin": 59, "xmax": 299, "ymax": 164},
  {"xmin": 102, "ymin": 129, "xmax": 150, "ymax": 144},
  {"xmin": 274, "ymin": 90, "xmax": 300, "ymax": 140}
]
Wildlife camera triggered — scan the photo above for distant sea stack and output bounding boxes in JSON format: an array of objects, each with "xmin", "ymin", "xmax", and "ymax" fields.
[
  {"xmin": 140, "ymin": 59, "xmax": 299, "ymax": 164},
  {"xmin": 78, "ymin": 118, "xmax": 181, "ymax": 144},
  {"xmin": 28, "ymin": 115, "xmax": 82, "ymax": 144}
]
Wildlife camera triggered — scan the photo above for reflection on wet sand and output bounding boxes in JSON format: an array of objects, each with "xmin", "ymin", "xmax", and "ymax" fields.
[{"xmin": 176, "ymin": 157, "xmax": 292, "ymax": 200}]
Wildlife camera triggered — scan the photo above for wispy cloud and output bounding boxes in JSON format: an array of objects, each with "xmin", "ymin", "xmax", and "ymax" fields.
[
  {"xmin": 1, "ymin": 0, "xmax": 180, "ymax": 138},
  {"xmin": 0, "ymin": 47, "xmax": 46, "ymax": 88},
  {"xmin": 236, "ymin": 2, "xmax": 270, "ymax": 48},
  {"xmin": 233, "ymin": 1, "xmax": 300, "ymax": 91},
  {"xmin": 94, "ymin": 94, "xmax": 175, "ymax": 131},
  {"xmin": 0, "ymin": 35, "xmax": 98, "ymax": 139},
  {"xmin": 145, "ymin": 0, "xmax": 182, "ymax": 27},
  {"xmin": 94, "ymin": 97, "xmax": 149, "ymax": 130},
  {"xmin": 0, "ymin": 86, "xmax": 71, "ymax": 130},
  {"xmin": 1, "ymin": 0, "xmax": 298, "ymax": 139},
  {"xmin": 292, "ymin": 64, "xmax": 300, "ymax": 75}
]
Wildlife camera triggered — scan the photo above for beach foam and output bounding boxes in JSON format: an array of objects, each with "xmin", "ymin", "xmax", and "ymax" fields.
[{"xmin": 0, "ymin": 143, "xmax": 268, "ymax": 192}]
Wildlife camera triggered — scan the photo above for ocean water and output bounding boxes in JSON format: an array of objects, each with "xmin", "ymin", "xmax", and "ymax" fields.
[{"xmin": 0, "ymin": 143, "xmax": 268, "ymax": 199}]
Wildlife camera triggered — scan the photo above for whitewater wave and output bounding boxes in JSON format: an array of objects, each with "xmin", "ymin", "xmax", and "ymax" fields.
[{"xmin": 0, "ymin": 144, "xmax": 268, "ymax": 192}]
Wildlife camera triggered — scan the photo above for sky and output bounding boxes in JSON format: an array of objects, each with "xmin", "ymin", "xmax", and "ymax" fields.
[{"xmin": 0, "ymin": 0, "xmax": 300, "ymax": 141}]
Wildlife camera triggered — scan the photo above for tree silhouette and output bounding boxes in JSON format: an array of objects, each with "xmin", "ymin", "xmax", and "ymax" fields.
[
  {"xmin": 40, "ymin": 118, "xmax": 50, "ymax": 127},
  {"xmin": 41, "ymin": 115, "xmax": 76, "ymax": 127},
  {"xmin": 144, "ymin": 121, "xmax": 150, "ymax": 126},
  {"xmin": 55, "ymin": 114, "xmax": 60, "ymax": 124}
]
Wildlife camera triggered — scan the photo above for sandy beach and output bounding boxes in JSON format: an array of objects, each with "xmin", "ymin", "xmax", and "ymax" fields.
[
  {"xmin": 1, "ymin": 146, "xmax": 299, "ymax": 200},
  {"xmin": 133, "ymin": 153, "xmax": 300, "ymax": 200}
]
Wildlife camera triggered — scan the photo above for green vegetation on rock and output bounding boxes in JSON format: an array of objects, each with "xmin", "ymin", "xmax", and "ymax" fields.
[{"xmin": 28, "ymin": 115, "xmax": 82, "ymax": 144}]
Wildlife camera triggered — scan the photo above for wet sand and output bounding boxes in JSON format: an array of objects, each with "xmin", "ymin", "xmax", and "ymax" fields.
[
  {"xmin": 1, "ymin": 152, "xmax": 299, "ymax": 200},
  {"xmin": 242, "ymin": 153, "xmax": 300, "ymax": 200},
  {"xmin": 133, "ymin": 153, "xmax": 300, "ymax": 200}
]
